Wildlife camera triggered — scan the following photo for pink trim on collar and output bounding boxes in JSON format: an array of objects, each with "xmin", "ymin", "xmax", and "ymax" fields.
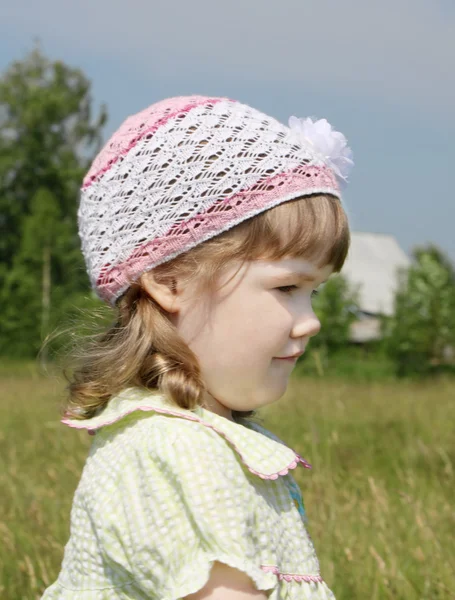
[{"xmin": 62, "ymin": 403, "xmax": 311, "ymax": 480}]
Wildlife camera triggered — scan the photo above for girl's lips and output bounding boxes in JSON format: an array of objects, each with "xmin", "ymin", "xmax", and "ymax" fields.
[{"xmin": 275, "ymin": 351, "xmax": 304, "ymax": 360}]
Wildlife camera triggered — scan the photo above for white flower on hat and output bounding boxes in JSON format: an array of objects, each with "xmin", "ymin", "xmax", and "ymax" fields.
[{"xmin": 288, "ymin": 115, "xmax": 354, "ymax": 183}]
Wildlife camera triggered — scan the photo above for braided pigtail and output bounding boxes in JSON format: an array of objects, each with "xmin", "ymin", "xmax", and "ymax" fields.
[{"xmin": 64, "ymin": 282, "xmax": 206, "ymax": 420}]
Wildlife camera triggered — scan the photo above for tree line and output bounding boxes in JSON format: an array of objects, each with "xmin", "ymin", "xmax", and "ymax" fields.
[{"xmin": 1, "ymin": 47, "xmax": 454, "ymax": 377}]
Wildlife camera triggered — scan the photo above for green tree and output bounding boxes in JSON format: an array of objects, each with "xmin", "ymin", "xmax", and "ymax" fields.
[
  {"xmin": 311, "ymin": 274, "xmax": 360, "ymax": 353},
  {"xmin": 6, "ymin": 189, "xmax": 59, "ymax": 352},
  {"xmin": 384, "ymin": 245, "xmax": 455, "ymax": 376},
  {"xmin": 302, "ymin": 274, "xmax": 360, "ymax": 374},
  {"xmin": 0, "ymin": 45, "xmax": 107, "ymax": 356}
]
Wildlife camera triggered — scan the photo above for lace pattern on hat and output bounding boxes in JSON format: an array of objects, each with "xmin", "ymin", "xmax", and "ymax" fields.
[{"xmin": 78, "ymin": 97, "xmax": 345, "ymax": 304}]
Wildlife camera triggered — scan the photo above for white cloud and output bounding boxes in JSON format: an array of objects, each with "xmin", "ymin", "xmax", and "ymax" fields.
[{"xmin": 3, "ymin": 0, "xmax": 455, "ymax": 115}]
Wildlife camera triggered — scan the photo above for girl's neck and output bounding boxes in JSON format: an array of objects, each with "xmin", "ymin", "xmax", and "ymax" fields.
[{"xmin": 202, "ymin": 392, "xmax": 235, "ymax": 422}]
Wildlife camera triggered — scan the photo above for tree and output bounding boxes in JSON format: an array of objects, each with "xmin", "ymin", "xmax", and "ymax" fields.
[
  {"xmin": 311, "ymin": 274, "xmax": 359, "ymax": 352},
  {"xmin": 0, "ymin": 45, "xmax": 107, "ymax": 356},
  {"xmin": 384, "ymin": 245, "xmax": 455, "ymax": 376}
]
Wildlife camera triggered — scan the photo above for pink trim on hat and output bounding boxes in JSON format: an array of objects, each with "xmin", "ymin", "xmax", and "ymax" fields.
[
  {"xmin": 95, "ymin": 163, "xmax": 338, "ymax": 303},
  {"xmin": 62, "ymin": 404, "xmax": 311, "ymax": 480},
  {"xmin": 260, "ymin": 565, "xmax": 324, "ymax": 583},
  {"xmin": 83, "ymin": 96, "xmax": 227, "ymax": 188}
]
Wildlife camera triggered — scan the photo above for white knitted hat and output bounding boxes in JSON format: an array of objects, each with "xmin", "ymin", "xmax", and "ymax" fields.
[{"xmin": 78, "ymin": 96, "xmax": 353, "ymax": 305}]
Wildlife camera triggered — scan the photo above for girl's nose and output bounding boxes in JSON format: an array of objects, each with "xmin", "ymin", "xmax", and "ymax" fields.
[{"xmin": 291, "ymin": 312, "xmax": 321, "ymax": 340}]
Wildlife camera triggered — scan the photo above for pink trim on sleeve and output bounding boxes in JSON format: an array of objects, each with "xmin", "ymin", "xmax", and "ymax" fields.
[{"xmin": 261, "ymin": 565, "xmax": 324, "ymax": 583}]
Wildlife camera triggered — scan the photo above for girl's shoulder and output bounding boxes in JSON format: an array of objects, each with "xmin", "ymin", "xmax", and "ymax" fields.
[{"xmin": 63, "ymin": 386, "xmax": 311, "ymax": 481}]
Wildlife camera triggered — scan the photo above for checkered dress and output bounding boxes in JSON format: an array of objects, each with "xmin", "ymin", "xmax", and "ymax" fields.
[{"xmin": 41, "ymin": 388, "xmax": 335, "ymax": 599}]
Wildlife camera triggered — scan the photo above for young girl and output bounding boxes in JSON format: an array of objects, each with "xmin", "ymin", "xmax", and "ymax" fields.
[{"xmin": 42, "ymin": 95, "xmax": 353, "ymax": 599}]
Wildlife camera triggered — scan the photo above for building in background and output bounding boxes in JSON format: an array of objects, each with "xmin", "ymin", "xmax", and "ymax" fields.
[{"xmin": 342, "ymin": 232, "xmax": 411, "ymax": 343}]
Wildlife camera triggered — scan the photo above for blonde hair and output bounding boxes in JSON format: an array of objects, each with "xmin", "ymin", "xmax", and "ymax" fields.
[{"xmin": 61, "ymin": 194, "xmax": 350, "ymax": 420}]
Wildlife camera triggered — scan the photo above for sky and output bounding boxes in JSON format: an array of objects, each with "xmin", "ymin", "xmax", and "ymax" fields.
[{"xmin": 1, "ymin": 0, "xmax": 454, "ymax": 262}]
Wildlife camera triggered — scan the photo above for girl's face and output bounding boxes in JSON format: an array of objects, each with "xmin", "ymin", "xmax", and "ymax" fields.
[{"xmin": 171, "ymin": 257, "xmax": 333, "ymax": 420}]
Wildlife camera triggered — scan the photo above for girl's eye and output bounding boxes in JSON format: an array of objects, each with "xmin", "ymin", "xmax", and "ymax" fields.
[
  {"xmin": 276, "ymin": 286, "xmax": 320, "ymax": 297},
  {"xmin": 276, "ymin": 285, "xmax": 298, "ymax": 293}
]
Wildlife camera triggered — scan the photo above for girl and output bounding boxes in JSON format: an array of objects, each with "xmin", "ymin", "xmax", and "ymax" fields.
[{"xmin": 42, "ymin": 96, "xmax": 353, "ymax": 599}]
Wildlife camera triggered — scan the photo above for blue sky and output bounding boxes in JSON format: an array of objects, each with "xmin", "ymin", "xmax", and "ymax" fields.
[{"xmin": 2, "ymin": 0, "xmax": 454, "ymax": 261}]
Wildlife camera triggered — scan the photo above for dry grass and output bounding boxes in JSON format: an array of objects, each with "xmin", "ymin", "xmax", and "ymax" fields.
[{"xmin": 0, "ymin": 363, "xmax": 454, "ymax": 599}]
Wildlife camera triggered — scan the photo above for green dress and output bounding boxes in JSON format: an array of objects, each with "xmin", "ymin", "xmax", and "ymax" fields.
[{"xmin": 41, "ymin": 387, "xmax": 336, "ymax": 599}]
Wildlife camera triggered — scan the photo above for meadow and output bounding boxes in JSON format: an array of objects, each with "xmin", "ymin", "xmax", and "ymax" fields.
[{"xmin": 1, "ymin": 361, "xmax": 454, "ymax": 599}]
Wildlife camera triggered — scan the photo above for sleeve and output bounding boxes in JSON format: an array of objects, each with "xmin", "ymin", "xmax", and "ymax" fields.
[{"xmin": 95, "ymin": 417, "xmax": 278, "ymax": 600}]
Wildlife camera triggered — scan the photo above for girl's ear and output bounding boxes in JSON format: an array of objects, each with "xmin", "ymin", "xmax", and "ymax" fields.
[{"xmin": 139, "ymin": 271, "xmax": 181, "ymax": 314}]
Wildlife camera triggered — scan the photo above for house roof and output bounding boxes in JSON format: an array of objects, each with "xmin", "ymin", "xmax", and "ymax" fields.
[{"xmin": 341, "ymin": 232, "xmax": 411, "ymax": 316}]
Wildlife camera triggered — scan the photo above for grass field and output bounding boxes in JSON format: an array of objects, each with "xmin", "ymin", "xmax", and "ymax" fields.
[{"xmin": 1, "ymin": 362, "xmax": 454, "ymax": 599}]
